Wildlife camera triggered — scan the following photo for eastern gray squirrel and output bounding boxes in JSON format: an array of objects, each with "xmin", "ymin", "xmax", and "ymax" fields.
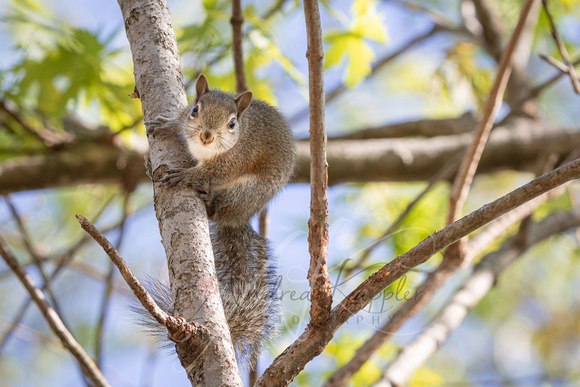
[{"xmin": 143, "ymin": 74, "xmax": 296, "ymax": 365}]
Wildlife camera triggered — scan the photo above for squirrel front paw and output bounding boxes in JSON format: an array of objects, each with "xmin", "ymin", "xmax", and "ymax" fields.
[
  {"xmin": 160, "ymin": 168, "xmax": 210, "ymax": 196},
  {"xmin": 145, "ymin": 116, "xmax": 179, "ymax": 138}
]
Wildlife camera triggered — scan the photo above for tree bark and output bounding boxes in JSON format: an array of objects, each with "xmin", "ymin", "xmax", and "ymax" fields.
[{"xmin": 117, "ymin": 0, "xmax": 242, "ymax": 385}]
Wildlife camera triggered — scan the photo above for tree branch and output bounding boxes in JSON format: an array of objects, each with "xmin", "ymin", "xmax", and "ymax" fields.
[
  {"xmin": 324, "ymin": 178, "xmax": 568, "ymax": 387},
  {"xmin": 322, "ymin": 112, "xmax": 477, "ymax": 140},
  {"xmin": 375, "ymin": 208, "xmax": 580, "ymax": 386},
  {"xmin": 1, "ymin": 117, "xmax": 579, "ymax": 193},
  {"xmin": 231, "ymin": 0, "xmax": 247, "ymax": 93},
  {"xmin": 76, "ymin": 215, "xmax": 208, "ymax": 340},
  {"xmin": 448, "ymin": 0, "xmax": 539, "ymax": 227},
  {"xmin": 303, "ymin": 0, "xmax": 332, "ymax": 329},
  {"xmin": 256, "ymin": 154, "xmax": 580, "ymax": 386},
  {"xmin": 0, "ymin": 235, "xmax": 110, "ymax": 387}
]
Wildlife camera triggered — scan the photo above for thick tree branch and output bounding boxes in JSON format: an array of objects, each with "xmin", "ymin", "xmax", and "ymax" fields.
[
  {"xmin": 324, "ymin": 180, "xmax": 568, "ymax": 387},
  {"xmin": 0, "ymin": 236, "xmax": 110, "ymax": 387},
  {"xmin": 322, "ymin": 112, "xmax": 477, "ymax": 140},
  {"xmin": 1, "ymin": 117, "xmax": 579, "ymax": 193},
  {"xmin": 256, "ymin": 155, "xmax": 580, "ymax": 386},
  {"xmin": 375, "ymin": 208, "xmax": 580, "ymax": 386},
  {"xmin": 117, "ymin": 0, "xmax": 241, "ymax": 385}
]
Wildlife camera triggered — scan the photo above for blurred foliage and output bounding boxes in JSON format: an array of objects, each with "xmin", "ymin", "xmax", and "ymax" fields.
[
  {"xmin": 323, "ymin": 0, "xmax": 388, "ymax": 86},
  {"xmin": 433, "ymin": 42, "xmax": 493, "ymax": 109}
]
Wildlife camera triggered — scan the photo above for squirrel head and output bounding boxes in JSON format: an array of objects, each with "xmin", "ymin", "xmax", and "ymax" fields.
[{"xmin": 182, "ymin": 74, "xmax": 253, "ymax": 161}]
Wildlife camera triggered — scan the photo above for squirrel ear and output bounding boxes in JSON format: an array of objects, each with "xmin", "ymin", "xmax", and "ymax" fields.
[
  {"xmin": 195, "ymin": 74, "xmax": 210, "ymax": 102},
  {"xmin": 235, "ymin": 91, "xmax": 252, "ymax": 117}
]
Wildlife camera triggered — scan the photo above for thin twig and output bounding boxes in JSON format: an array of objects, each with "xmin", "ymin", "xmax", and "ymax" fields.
[
  {"xmin": 0, "ymin": 236, "xmax": 110, "ymax": 387},
  {"xmin": 75, "ymin": 214, "xmax": 208, "ymax": 340},
  {"xmin": 304, "ymin": 0, "xmax": 332, "ymax": 327},
  {"xmin": 184, "ymin": 0, "xmax": 289, "ymax": 91},
  {"xmin": 539, "ymin": 54, "xmax": 580, "ymax": 78},
  {"xmin": 529, "ymin": 56, "xmax": 580, "ymax": 98},
  {"xmin": 231, "ymin": 0, "xmax": 247, "ymax": 93},
  {"xmin": 95, "ymin": 193, "xmax": 131, "ymax": 368},
  {"xmin": 541, "ymin": 0, "xmax": 580, "ymax": 93}
]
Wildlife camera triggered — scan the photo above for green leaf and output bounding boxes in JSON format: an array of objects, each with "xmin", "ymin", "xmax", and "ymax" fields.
[
  {"xmin": 325, "ymin": 35, "xmax": 376, "ymax": 87},
  {"xmin": 323, "ymin": 0, "xmax": 388, "ymax": 87}
]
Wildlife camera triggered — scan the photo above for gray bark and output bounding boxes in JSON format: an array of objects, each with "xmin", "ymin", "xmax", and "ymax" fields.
[{"xmin": 117, "ymin": 0, "xmax": 242, "ymax": 385}]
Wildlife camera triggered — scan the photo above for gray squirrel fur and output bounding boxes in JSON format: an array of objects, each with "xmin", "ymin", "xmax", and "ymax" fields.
[{"xmin": 142, "ymin": 74, "xmax": 296, "ymax": 364}]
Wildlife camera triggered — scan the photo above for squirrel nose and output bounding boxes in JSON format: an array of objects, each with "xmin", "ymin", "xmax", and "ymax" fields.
[{"xmin": 199, "ymin": 131, "xmax": 214, "ymax": 145}]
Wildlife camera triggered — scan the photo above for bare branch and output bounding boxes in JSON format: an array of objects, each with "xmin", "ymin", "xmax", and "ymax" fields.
[
  {"xmin": 304, "ymin": 0, "xmax": 332, "ymax": 328},
  {"xmin": 256, "ymin": 155, "xmax": 580, "ymax": 386},
  {"xmin": 95, "ymin": 193, "xmax": 131, "ymax": 368},
  {"xmin": 529, "ymin": 55, "xmax": 580, "ymax": 100},
  {"xmin": 75, "ymin": 215, "xmax": 208, "ymax": 340},
  {"xmin": 324, "ymin": 178, "xmax": 569, "ymax": 387},
  {"xmin": 0, "ymin": 235, "xmax": 110, "ymax": 387},
  {"xmin": 323, "ymin": 112, "xmax": 478, "ymax": 140},
  {"xmin": 231, "ymin": 0, "xmax": 247, "ymax": 93},
  {"xmin": 376, "ymin": 208, "xmax": 580, "ymax": 386},
  {"xmin": 1, "ymin": 116, "xmax": 579, "ymax": 193}
]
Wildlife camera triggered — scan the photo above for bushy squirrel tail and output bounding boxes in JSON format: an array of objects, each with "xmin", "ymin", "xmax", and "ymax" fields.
[{"xmin": 132, "ymin": 222, "xmax": 281, "ymax": 365}]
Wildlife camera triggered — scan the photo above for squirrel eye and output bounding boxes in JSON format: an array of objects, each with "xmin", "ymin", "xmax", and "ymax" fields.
[
  {"xmin": 227, "ymin": 117, "xmax": 236, "ymax": 130},
  {"xmin": 191, "ymin": 105, "xmax": 199, "ymax": 118}
]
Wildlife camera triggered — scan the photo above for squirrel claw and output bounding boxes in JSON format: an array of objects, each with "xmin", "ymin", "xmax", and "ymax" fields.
[
  {"xmin": 160, "ymin": 168, "xmax": 187, "ymax": 187},
  {"xmin": 145, "ymin": 116, "xmax": 177, "ymax": 138}
]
